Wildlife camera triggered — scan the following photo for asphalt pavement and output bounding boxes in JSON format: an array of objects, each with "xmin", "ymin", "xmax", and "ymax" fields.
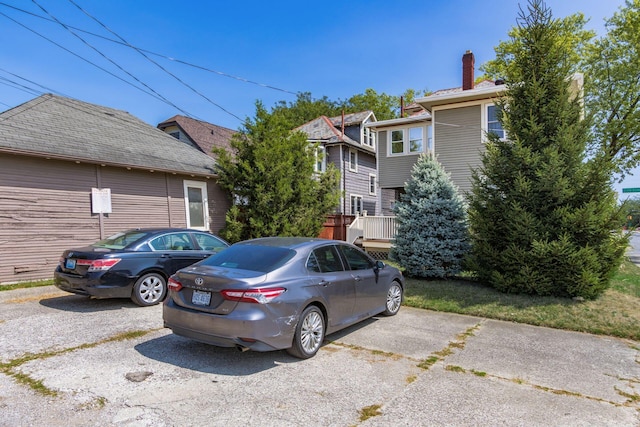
[{"xmin": 0, "ymin": 285, "xmax": 638, "ymax": 426}]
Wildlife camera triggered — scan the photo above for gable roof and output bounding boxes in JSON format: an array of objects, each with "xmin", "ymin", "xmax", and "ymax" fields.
[
  {"xmin": 0, "ymin": 94, "xmax": 217, "ymax": 176},
  {"xmin": 296, "ymin": 110, "xmax": 376, "ymax": 153},
  {"xmin": 157, "ymin": 115, "xmax": 235, "ymax": 157}
]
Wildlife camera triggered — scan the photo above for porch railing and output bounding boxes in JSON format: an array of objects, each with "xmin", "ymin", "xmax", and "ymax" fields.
[{"xmin": 346, "ymin": 215, "xmax": 397, "ymax": 244}]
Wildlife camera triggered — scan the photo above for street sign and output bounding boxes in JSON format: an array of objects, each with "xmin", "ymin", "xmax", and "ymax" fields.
[{"xmin": 622, "ymin": 188, "xmax": 640, "ymax": 193}]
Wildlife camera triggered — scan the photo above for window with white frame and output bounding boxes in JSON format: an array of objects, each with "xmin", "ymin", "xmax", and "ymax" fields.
[
  {"xmin": 363, "ymin": 128, "xmax": 376, "ymax": 147},
  {"xmin": 486, "ymin": 104, "xmax": 505, "ymax": 140},
  {"xmin": 314, "ymin": 146, "xmax": 326, "ymax": 173},
  {"xmin": 350, "ymin": 195, "xmax": 363, "ymax": 215},
  {"xmin": 409, "ymin": 127, "xmax": 423, "ymax": 153},
  {"xmin": 388, "ymin": 126, "xmax": 428, "ymax": 155},
  {"xmin": 348, "ymin": 148, "xmax": 358, "ymax": 172},
  {"xmin": 369, "ymin": 174, "xmax": 376, "ymax": 196},
  {"xmin": 391, "ymin": 129, "xmax": 404, "ymax": 154}
]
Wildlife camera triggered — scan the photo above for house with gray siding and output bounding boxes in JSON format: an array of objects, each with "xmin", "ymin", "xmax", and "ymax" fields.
[
  {"xmin": 297, "ymin": 111, "xmax": 378, "ymax": 217},
  {"xmin": 367, "ymin": 50, "xmax": 506, "ymax": 214},
  {"xmin": 0, "ymin": 94, "xmax": 230, "ymax": 284}
]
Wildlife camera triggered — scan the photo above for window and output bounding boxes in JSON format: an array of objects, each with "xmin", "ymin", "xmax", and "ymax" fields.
[
  {"xmin": 389, "ymin": 126, "xmax": 428, "ymax": 155},
  {"xmin": 350, "ymin": 195, "xmax": 363, "ymax": 215},
  {"xmin": 192, "ymin": 233, "xmax": 227, "ymax": 252},
  {"xmin": 348, "ymin": 149, "xmax": 358, "ymax": 172},
  {"xmin": 363, "ymin": 128, "xmax": 376, "ymax": 147},
  {"xmin": 150, "ymin": 232, "xmax": 194, "ymax": 251},
  {"xmin": 486, "ymin": 104, "xmax": 505, "ymax": 140},
  {"xmin": 314, "ymin": 146, "xmax": 326, "ymax": 173},
  {"xmin": 369, "ymin": 174, "xmax": 376, "ymax": 196},
  {"xmin": 391, "ymin": 130, "xmax": 404, "ymax": 154},
  {"xmin": 338, "ymin": 245, "xmax": 373, "ymax": 271},
  {"xmin": 183, "ymin": 180, "xmax": 209, "ymax": 231},
  {"xmin": 409, "ymin": 127, "xmax": 423, "ymax": 153},
  {"xmin": 307, "ymin": 245, "xmax": 344, "ymax": 273},
  {"xmin": 169, "ymin": 131, "xmax": 180, "ymax": 139}
]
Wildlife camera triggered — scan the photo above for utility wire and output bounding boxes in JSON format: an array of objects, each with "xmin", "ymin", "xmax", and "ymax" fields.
[
  {"xmin": 0, "ymin": 1, "xmax": 298, "ymax": 96},
  {"xmin": 0, "ymin": 11, "xmax": 164, "ymax": 104},
  {"xmin": 0, "ymin": 67, "xmax": 69, "ymax": 97},
  {"xmin": 30, "ymin": 0, "xmax": 197, "ymax": 119},
  {"xmin": 67, "ymin": 0, "xmax": 243, "ymax": 122}
]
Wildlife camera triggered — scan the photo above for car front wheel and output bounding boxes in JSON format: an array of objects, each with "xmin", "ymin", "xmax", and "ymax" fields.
[
  {"xmin": 131, "ymin": 272, "xmax": 167, "ymax": 306},
  {"xmin": 382, "ymin": 281, "xmax": 402, "ymax": 316},
  {"xmin": 287, "ymin": 306, "xmax": 325, "ymax": 359}
]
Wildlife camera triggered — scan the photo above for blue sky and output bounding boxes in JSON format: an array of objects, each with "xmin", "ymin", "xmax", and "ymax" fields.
[{"xmin": 0, "ymin": 0, "xmax": 633, "ymax": 192}]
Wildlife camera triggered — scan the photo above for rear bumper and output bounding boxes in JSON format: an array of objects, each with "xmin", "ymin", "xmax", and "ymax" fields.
[
  {"xmin": 162, "ymin": 297, "xmax": 297, "ymax": 352},
  {"xmin": 53, "ymin": 267, "xmax": 134, "ymax": 299}
]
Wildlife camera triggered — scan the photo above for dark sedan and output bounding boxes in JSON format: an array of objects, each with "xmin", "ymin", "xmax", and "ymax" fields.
[
  {"xmin": 54, "ymin": 228, "xmax": 228, "ymax": 306},
  {"xmin": 163, "ymin": 237, "xmax": 404, "ymax": 358}
]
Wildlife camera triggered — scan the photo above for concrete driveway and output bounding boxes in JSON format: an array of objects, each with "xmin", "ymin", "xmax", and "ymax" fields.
[{"xmin": 0, "ymin": 286, "xmax": 638, "ymax": 426}]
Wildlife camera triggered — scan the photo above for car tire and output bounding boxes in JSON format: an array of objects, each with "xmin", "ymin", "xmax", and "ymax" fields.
[
  {"xmin": 382, "ymin": 281, "xmax": 402, "ymax": 316},
  {"xmin": 131, "ymin": 272, "xmax": 167, "ymax": 307},
  {"xmin": 287, "ymin": 305, "xmax": 325, "ymax": 359}
]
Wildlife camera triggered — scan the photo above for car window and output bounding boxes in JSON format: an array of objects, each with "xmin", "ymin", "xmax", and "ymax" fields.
[
  {"xmin": 150, "ymin": 233, "xmax": 194, "ymax": 251},
  {"xmin": 308, "ymin": 246, "xmax": 344, "ymax": 273},
  {"xmin": 193, "ymin": 233, "xmax": 227, "ymax": 252},
  {"xmin": 338, "ymin": 245, "xmax": 373, "ymax": 271},
  {"xmin": 94, "ymin": 230, "xmax": 149, "ymax": 249},
  {"xmin": 200, "ymin": 244, "xmax": 295, "ymax": 273}
]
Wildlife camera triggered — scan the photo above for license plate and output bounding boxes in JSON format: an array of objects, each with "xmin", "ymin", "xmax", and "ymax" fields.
[
  {"xmin": 65, "ymin": 259, "xmax": 76, "ymax": 269},
  {"xmin": 192, "ymin": 289, "xmax": 211, "ymax": 306}
]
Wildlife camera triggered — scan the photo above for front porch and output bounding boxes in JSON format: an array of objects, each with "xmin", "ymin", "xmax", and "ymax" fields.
[{"xmin": 346, "ymin": 214, "xmax": 397, "ymax": 259}]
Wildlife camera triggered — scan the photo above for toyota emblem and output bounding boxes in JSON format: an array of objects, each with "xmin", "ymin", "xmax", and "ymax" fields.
[{"xmin": 195, "ymin": 277, "xmax": 204, "ymax": 286}]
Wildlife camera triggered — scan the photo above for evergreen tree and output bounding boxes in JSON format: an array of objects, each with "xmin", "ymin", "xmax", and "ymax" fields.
[
  {"xmin": 391, "ymin": 153, "xmax": 469, "ymax": 278},
  {"xmin": 212, "ymin": 102, "xmax": 341, "ymax": 243},
  {"xmin": 467, "ymin": 0, "xmax": 627, "ymax": 299}
]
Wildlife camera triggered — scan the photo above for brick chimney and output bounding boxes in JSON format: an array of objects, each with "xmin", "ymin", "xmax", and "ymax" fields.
[{"xmin": 462, "ymin": 50, "xmax": 475, "ymax": 90}]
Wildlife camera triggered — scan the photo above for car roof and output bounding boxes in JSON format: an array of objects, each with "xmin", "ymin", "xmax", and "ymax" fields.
[{"xmin": 237, "ymin": 237, "xmax": 334, "ymax": 250}]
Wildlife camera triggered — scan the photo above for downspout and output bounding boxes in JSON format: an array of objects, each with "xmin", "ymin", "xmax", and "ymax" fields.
[
  {"xmin": 340, "ymin": 144, "xmax": 346, "ymax": 215},
  {"xmin": 95, "ymin": 165, "xmax": 104, "ymax": 239}
]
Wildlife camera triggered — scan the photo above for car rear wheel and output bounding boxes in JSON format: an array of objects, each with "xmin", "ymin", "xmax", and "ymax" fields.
[
  {"xmin": 382, "ymin": 281, "xmax": 402, "ymax": 316},
  {"xmin": 131, "ymin": 273, "xmax": 166, "ymax": 306},
  {"xmin": 287, "ymin": 306, "xmax": 325, "ymax": 359}
]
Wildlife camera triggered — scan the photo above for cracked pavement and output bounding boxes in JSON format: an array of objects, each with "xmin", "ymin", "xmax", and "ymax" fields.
[{"xmin": 1, "ymin": 286, "xmax": 638, "ymax": 426}]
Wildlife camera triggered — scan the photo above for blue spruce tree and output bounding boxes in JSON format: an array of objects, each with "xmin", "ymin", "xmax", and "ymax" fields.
[{"xmin": 391, "ymin": 153, "xmax": 470, "ymax": 278}]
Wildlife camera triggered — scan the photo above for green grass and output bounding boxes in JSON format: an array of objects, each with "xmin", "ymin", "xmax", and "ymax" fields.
[
  {"xmin": 402, "ymin": 259, "xmax": 640, "ymax": 341},
  {"xmin": 0, "ymin": 279, "xmax": 54, "ymax": 291}
]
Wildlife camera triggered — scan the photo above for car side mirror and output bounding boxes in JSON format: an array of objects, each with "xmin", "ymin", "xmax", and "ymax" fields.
[{"xmin": 375, "ymin": 260, "xmax": 385, "ymax": 270}]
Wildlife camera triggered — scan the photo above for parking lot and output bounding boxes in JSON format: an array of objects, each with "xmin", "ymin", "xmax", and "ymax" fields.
[{"xmin": 1, "ymin": 285, "xmax": 638, "ymax": 426}]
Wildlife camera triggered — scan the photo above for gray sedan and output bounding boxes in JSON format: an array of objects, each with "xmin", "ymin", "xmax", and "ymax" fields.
[{"xmin": 163, "ymin": 237, "xmax": 404, "ymax": 358}]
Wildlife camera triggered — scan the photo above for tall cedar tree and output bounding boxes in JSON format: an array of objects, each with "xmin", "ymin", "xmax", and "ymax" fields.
[
  {"xmin": 212, "ymin": 102, "xmax": 341, "ymax": 243},
  {"xmin": 467, "ymin": 0, "xmax": 627, "ymax": 299},
  {"xmin": 391, "ymin": 153, "xmax": 470, "ymax": 278}
]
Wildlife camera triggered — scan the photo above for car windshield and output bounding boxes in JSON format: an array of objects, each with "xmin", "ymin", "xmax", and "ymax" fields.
[
  {"xmin": 93, "ymin": 230, "xmax": 149, "ymax": 250},
  {"xmin": 199, "ymin": 244, "xmax": 295, "ymax": 273}
]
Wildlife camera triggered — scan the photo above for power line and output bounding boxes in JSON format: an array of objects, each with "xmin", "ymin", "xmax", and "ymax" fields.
[
  {"xmin": 0, "ymin": 10, "xmax": 164, "ymax": 104},
  {"xmin": 0, "ymin": 67, "xmax": 69, "ymax": 97},
  {"xmin": 67, "ymin": 0, "xmax": 243, "ymax": 122},
  {"xmin": 31, "ymin": 0, "xmax": 198, "ymax": 120},
  {"xmin": 0, "ymin": 1, "xmax": 298, "ymax": 96}
]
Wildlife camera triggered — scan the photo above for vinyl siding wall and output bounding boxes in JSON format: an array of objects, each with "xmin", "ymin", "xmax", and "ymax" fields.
[
  {"xmin": 433, "ymin": 105, "xmax": 485, "ymax": 195},
  {"xmin": 326, "ymin": 145, "xmax": 377, "ymax": 215},
  {"xmin": 377, "ymin": 129, "xmax": 424, "ymax": 189},
  {"xmin": 0, "ymin": 154, "xmax": 229, "ymax": 284}
]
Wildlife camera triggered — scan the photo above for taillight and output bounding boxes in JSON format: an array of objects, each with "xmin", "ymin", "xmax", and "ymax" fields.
[
  {"xmin": 221, "ymin": 288, "xmax": 286, "ymax": 304},
  {"xmin": 168, "ymin": 277, "xmax": 183, "ymax": 291},
  {"xmin": 78, "ymin": 258, "xmax": 121, "ymax": 272}
]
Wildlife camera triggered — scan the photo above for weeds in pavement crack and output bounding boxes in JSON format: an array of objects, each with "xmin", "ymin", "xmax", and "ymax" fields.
[{"xmin": 0, "ymin": 328, "xmax": 159, "ymax": 396}]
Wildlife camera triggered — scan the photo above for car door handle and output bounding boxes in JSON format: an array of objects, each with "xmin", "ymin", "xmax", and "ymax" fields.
[
  {"xmin": 319, "ymin": 280, "xmax": 331, "ymax": 287},
  {"xmin": 353, "ymin": 275, "xmax": 362, "ymax": 282},
  {"xmin": 160, "ymin": 254, "xmax": 172, "ymax": 258}
]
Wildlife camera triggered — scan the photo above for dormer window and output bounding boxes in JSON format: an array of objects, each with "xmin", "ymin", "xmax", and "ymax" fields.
[{"xmin": 169, "ymin": 131, "xmax": 180, "ymax": 139}]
